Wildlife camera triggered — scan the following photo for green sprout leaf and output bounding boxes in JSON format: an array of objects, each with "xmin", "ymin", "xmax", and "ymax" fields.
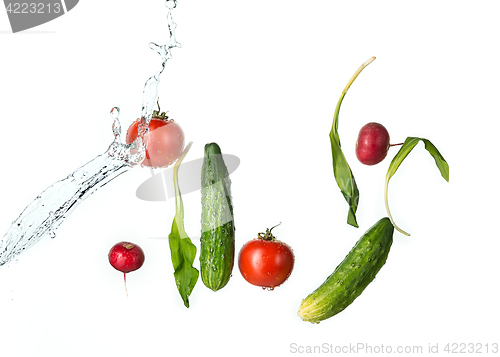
[
  {"xmin": 384, "ymin": 137, "xmax": 450, "ymax": 236},
  {"xmin": 168, "ymin": 141, "xmax": 199, "ymax": 307},
  {"xmin": 329, "ymin": 56, "xmax": 376, "ymax": 228}
]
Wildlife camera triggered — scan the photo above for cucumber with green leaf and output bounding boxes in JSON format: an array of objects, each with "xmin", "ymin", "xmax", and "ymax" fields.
[
  {"xmin": 298, "ymin": 217, "xmax": 394, "ymax": 323},
  {"xmin": 200, "ymin": 143, "xmax": 235, "ymax": 291}
]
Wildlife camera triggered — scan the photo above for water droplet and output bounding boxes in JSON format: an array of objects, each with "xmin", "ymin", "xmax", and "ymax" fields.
[
  {"xmin": 110, "ymin": 107, "xmax": 120, "ymax": 119},
  {"xmin": 165, "ymin": 0, "xmax": 177, "ymax": 9}
]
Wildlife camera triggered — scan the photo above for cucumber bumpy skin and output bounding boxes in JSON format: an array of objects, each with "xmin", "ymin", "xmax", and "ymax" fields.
[
  {"xmin": 298, "ymin": 217, "xmax": 394, "ymax": 323},
  {"xmin": 200, "ymin": 143, "xmax": 235, "ymax": 291}
]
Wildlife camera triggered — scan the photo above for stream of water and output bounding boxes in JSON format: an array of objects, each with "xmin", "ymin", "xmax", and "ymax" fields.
[{"xmin": 0, "ymin": 0, "xmax": 181, "ymax": 267}]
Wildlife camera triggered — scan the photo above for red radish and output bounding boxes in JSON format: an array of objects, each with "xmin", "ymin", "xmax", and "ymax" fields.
[
  {"xmin": 355, "ymin": 122, "xmax": 402, "ymax": 165},
  {"xmin": 108, "ymin": 242, "xmax": 145, "ymax": 296}
]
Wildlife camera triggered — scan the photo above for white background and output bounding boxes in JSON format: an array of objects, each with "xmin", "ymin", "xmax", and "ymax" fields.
[{"xmin": 1, "ymin": 1, "xmax": 499, "ymax": 356}]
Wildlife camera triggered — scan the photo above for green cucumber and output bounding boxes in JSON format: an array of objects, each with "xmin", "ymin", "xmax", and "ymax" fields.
[
  {"xmin": 298, "ymin": 217, "xmax": 394, "ymax": 323},
  {"xmin": 200, "ymin": 143, "xmax": 235, "ymax": 291}
]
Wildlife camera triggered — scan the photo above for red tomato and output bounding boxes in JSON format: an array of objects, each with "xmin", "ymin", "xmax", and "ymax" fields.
[
  {"xmin": 238, "ymin": 224, "xmax": 294, "ymax": 290},
  {"xmin": 126, "ymin": 117, "xmax": 185, "ymax": 168}
]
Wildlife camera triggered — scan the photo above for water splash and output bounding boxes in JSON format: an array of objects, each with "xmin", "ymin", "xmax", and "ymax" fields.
[
  {"xmin": 0, "ymin": 130, "xmax": 132, "ymax": 266},
  {"xmin": 0, "ymin": 1, "xmax": 181, "ymax": 267},
  {"xmin": 141, "ymin": 1, "xmax": 181, "ymax": 122}
]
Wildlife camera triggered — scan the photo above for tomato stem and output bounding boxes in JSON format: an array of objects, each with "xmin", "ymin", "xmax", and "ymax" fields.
[
  {"xmin": 152, "ymin": 98, "xmax": 169, "ymax": 120},
  {"xmin": 258, "ymin": 222, "xmax": 282, "ymax": 241}
]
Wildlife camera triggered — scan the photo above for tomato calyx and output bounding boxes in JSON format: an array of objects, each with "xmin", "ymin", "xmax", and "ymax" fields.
[
  {"xmin": 152, "ymin": 109, "xmax": 169, "ymax": 121},
  {"xmin": 257, "ymin": 222, "xmax": 282, "ymax": 241},
  {"xmin": 151, "ymin": 99, "xmax": 171, "ymax": 121}
]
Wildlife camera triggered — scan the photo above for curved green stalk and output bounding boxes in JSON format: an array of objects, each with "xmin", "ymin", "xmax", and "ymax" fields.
[
  {"xmin": 384, "ymin": 137, "xmax": 449, "ymax": 236},
  {"xmin": 331, "ymin": 57, "xmax": 376, "ymax": 139},
  {"xmin": 384, "ymin": 175, "xmax": 410, "ymax": 236},
  {"xmin": 329, "ymin": 56, "xmax": 376, "ymax": 228}
]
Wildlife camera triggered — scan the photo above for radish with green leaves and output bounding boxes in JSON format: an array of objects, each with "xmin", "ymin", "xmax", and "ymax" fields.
[{"xmin": 305, "ymin": 56, "xmax": 451, "ymax": 323}]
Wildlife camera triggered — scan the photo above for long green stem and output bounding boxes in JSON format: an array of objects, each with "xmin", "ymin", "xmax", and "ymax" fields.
[
  {"xmin": 384, "ymin": 177, "xmax": 410, "ymax": 236},
  {"xmin": 173, "ymin": 141, "xmax": 193, "ymax": 227},
  {"xmin": 331, "ymin": 56, "xmax": 376, "ymax": 138}
]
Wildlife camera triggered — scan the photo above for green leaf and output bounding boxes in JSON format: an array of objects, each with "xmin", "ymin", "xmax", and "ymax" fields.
[
  {"xmin": 168, "ymin": 141, "xmax": 199, "ymax": 308},
  {"xmin": 384, "ymin": 137, "xmax": 450, "ymax": 236},
  {"xmin": 329, "ymin": 133, "xmax": 360, "ymax": 227},
  {"xmin": 329, "ymin": 57, "xmax": 376, "ymax": 228}
]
